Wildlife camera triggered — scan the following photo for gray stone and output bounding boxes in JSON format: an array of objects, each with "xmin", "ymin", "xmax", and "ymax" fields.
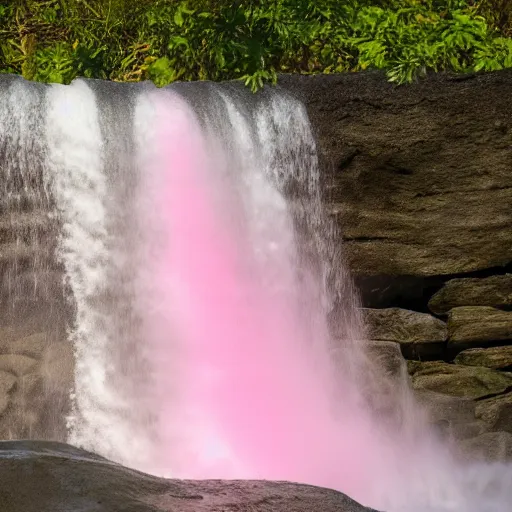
[
  {"xmin": 363, "ymin": 308, "xmax": 447, "ymax": 344},
  {"xmin": 408, "ymin": 361, "xmax": 512, "ymax": 399},
  {"xmin": 414, "ymin": 389, "xmax": 476, "ymax": 424},
  {"xmin": 428, "ymin": 274, "xmax": 512, "ymax": 314},
  {"xmin": 280, "ymin": 70, "xmax": 512, "ymax": 277},
  {"xmin": 0, "ymin": 440, "xmax": 378, "ymax": 512},
  {"xmin": 454, "ymin": 345, "xmax": 512, "ymax": 369},
  {"xmin": 448, "ymin": 307, "xmax": 512, "ymax": 345},
  {"xmin": 414, "ymin": 389, "xmax": 485, "ymax": 440},
  {"xmin": 366, "ymin": 340, "xmax": 407, "ymax": 380},
  {"xmin": 475, "ymin": 392, "xmax": 512, "ymax": 433},
  {"xmin": 460, "ymin": 431, "xmax": 512, "ymax": 462},
  {"xmin": 449, "ymin": 420, "xmax": 488, "ymax": 441}
]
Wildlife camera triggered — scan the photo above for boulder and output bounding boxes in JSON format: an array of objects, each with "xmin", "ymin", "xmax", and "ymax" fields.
[
  {"xmin": 448, "ymin": 307, "xmax": 512, "ymax": 345},
  {"xmin": 363, "ymin": 308, "xmax": 447, "ymax": 344},
  {"xmin": 408, "ymin": 361, "xmax": 512, "ymax": 399},
  {"xmin": 428, "ymin": 274, "xmax": 512, "ymax": 314},
  {"xmin": 0, "ymin": 441, "xmax": 378, "ymax": 512},
  {"xmin": 454, "ymin": 345, "xmax": 512, "ymax": 369},
  {"xmin": 281, "ymin": 70, "xmax": 512, "ymax": 277},
  {"xmin": 475, "ymin": 392, "xmax": 512, "ymax": 433}
]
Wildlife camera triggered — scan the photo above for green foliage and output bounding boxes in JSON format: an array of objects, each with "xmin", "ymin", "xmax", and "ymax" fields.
[
  {"xmin": 474, "ymin": 0, "xmax": 512, "ymax": 37},
  {"xmin": 1, "ymin": 0, "xmax": 512, "ymax": 91}
]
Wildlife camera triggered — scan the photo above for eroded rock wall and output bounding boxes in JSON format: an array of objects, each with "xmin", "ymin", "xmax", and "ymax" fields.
[{"xmin": 280, "ymin": 70, "xmax": 512, "ymax": 462}]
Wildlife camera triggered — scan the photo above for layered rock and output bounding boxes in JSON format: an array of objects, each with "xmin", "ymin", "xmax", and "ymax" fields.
[
  {"xmin": 408, "ymin": 361, "xmax": 512, "ymax": 400},
  {"xmin": 447, "ymin": 306, "xmax": 512, "ymax": 345},
  {"xmin": 363, "ymin": 308, "xmax": 447, "ymax": 344},
  {"xmin": 281, "ymin": 70, "xmax": 512, "ymax": 277},
  {"xmin": 429, "ymin": 274, "xmax": 512, "ymax": 314},
  {"xmin": 455, "ymin": 345, "xmax": 512, "ymax": 369},
  {"xmin": 281, "ymin": 72, "xmax": 512, "ymax": 463},
  {"xmin": 413, "ymin": 389, "xmax": 485, "ymax": 440}
]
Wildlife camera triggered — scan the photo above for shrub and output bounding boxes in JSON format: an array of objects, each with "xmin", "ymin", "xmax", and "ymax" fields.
[{"xmin": 0, "ymin": 0, "xmax": 511, "ymax": 90}]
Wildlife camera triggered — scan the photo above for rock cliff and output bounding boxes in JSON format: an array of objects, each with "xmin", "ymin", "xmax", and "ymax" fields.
[{"xmin": 280, "ymin": 69, "xmax": 512, "ymax": 464}]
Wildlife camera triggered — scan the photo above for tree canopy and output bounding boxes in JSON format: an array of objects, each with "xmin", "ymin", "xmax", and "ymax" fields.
[{"xmin": 1, "ymin": 0, "xmax": 511, "ymax": 90}]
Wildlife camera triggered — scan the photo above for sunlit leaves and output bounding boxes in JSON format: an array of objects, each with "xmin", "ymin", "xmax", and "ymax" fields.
[{"xmin": 1, "ymin": 0, "xmax": 512, "ymax": 90}]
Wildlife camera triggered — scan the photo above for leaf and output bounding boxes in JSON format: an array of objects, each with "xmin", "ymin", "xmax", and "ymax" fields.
[
  {"xmin": 473, "ymin": 59, "xmax": 486, "ymax": 72},
  {"xmin": 168, "ymin": 36, "xmax": 189, "ymax": 50},
  {"xmin": 174, "ymin": 9, "xmax": 184, "ymax": 27}
]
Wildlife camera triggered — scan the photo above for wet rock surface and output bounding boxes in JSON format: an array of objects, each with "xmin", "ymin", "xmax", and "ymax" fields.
[
  {"xmin": 408, "ymin": 360, "xmax": 512, "ymax": 399},
  {"xmin": 281, "ymin": 70, "xmax": 512, "ymax": 278},
  {"xmin": 0, "ymin": 329, "xmax": 72, "ymax": 440},
  {"xmin": 459, "ymin": 431, "xmax": 512, "ymax": 462},
  {"xmin": 0, "ymin": 441, "xmax": 379, "ymax": 512},
  {"xmin": 281, "ymin": 72, "xmax": 512, "ymax": 463}
]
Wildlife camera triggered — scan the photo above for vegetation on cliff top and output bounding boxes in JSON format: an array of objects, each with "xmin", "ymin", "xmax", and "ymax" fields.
[{"xmin": 1, "ymin": 0, "xmax": 511, "ymax": 90}]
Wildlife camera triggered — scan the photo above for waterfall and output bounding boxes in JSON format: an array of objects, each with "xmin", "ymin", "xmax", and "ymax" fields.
[
  {"xmin": 0, "ymin": 75, "xmax": 68, "ymax": 440},
  {"xmin": 1, "ymin": 74, "xmax": 511, "ymax": 511}
]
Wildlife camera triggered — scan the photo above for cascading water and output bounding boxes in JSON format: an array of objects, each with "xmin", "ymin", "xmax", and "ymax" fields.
[
  {"xmin": 0, "ymin": 75, "xmax": 69, "ymax": 440},
  {"xmin": 0, "ymin": 74, "xmax": 511, "ymax": 511}
]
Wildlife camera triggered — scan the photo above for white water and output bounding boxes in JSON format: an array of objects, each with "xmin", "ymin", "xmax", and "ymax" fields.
[{"xmin": 1, "ymin": 75, "xmax": 509, "ymax": 511}]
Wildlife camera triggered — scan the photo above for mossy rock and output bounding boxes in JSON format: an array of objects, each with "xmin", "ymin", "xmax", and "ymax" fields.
[
  {"xmin": 408, "ymin": 360, "xmax": 512, "ymax": 399},
  {"xmin": 455, "ymin": 345, "xmax": 512, "ymax": 370},
  {"xmin": 428, "ymin": 274, "xmax": 512, "ymax": 315},
  {"xmin": 448, "ymin": 307, "xmax": 512, "ymax": 345}
]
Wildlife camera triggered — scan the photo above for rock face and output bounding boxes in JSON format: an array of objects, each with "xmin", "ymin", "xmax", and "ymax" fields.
[
  {"xmin": 428, "ymin": 274, "xmax": 512, "ymax": 314},
  {"xmin": 455, "ymin": 345, "xmax": 512, "ymax": 369},
  {"xmin": 280, "ymin": 70, "xmax": 512, "ymax": 277},
  {"xmin": 460, "ymin": 431, "xmax": 512, "ymax": 462},
  {"xmin": 408, "ymin": 361, "xmax": 512, "ymax": 399},
  {"xmin": 413, "ymin": 389, "xmax": 484, "ymax": 440},
  {"xmin": 365, "ymin": 340, "xmax": 407, "ymax": 380},
  {"xmin": 280, "ymin": 74, "xmax": 512, "ymax": 463},
  {"xmin": 0, "ymin": 330, "xmax": 73, "ymax": 440},
  {"xmin": 363, "ymin": 308, "xmax": 447, "ymax": 344},
  {"xmin": 0, "ymin": 372, "xmax": 16, "ymax": 416},
  {"xmin": 475, "ymin": 392, "xmax": 512, "ymax": 434},
  {"xmin": 448, "ymin": 307, "xmax": 512, "ymax": 345},
  {"xmin": 0, "ymin": 441, "xmax": 378, "ymax": 512}
]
